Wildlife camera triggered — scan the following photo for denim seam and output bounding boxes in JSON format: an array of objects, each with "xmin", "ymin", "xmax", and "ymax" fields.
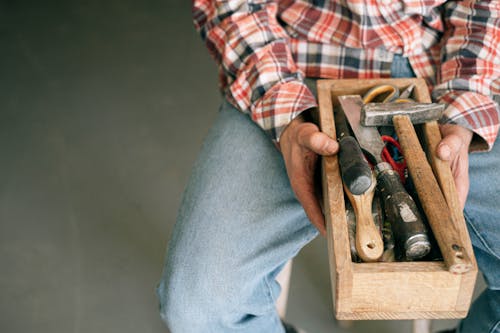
[
  {"xmin": 263, "ymin": 274, "xmax": 278, "ymax": 305},
  {"xmin": 464, "ymin": 210, "xmax": 500, "ymax": 261},
  {"xmin": 263, "ymin": 273, "xmax": 287, "ymax": 333}
]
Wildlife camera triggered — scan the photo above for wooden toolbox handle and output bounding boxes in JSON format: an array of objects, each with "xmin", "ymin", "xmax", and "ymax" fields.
[{"xmin": 393, "ymin": 115, "xmax": 473, "ymax": 274}]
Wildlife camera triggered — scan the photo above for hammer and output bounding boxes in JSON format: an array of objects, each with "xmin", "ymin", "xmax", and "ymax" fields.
[{"xmin": 362, "ymin": 102, "xmax": 473, "ymax": 274}]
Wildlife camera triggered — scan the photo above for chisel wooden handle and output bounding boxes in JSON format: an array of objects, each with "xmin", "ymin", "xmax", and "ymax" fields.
[
  {"xmin": 393, "ymin": 115, "xmax": 472, "ymax": 274},
  {"xmin": 343, "ymin": 176, "xmax": 383, "ymax": 262}
]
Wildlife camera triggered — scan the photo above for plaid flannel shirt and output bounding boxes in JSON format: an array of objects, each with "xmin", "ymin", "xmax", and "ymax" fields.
[{"xmin": 193, "ymin": 0, "xmax": 500, "ymax": 150}]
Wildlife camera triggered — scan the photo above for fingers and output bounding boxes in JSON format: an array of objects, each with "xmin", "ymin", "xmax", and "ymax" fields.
[
  {"xmin": 455, "ymin": 173, "xmax": 469, "ymax": 209},
  {"xmin": 292, "ymin": 177, "xmax": 327, "ymax": 236},
  {"xmin": 286, "ymin": 148, "xmax": 327, "ymax": 235},
  {"xmin": 280, "ymin": 121, "xmax": 333, "ymax": 235},
  {"xmin": 437, "ymin": 134, "xmax": 463, "ymax": 161},
  {"xmin": 436, "ymin": 129, "xmax": 471, "ymax": 209},
  {"xmin": 296, "ymin": 123, "xmax": 338, "ymax": 155}
]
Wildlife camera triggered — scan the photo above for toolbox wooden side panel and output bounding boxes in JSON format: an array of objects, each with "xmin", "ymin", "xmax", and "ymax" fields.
[
  {"xmin": 347, "ymin": 262, "xmax": 467, "ymax": 319},
  {"xmin": 318, "ymin": 81, "xmax": 354, "ymax": 315},
  {"xmin": 318, "ymin": 78, "xmax": 477, "ymax": 319}
]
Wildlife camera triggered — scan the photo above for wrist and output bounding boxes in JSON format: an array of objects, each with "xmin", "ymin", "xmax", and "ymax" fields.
[{"xmin": 279, "ymin": 109, "xmax": 314, "ymax": 151}]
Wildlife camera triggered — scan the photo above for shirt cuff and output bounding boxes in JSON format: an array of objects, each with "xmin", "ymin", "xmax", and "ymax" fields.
[
  {"xmin": 250, "ymin": 80, "xmax": 318, "ymax": 142},
  {"xmin": 437, "ymin": 91, "xmax": 499, "ymax": 152}
]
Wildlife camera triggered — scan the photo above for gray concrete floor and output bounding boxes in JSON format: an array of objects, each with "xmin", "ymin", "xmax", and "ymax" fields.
[{"xmin": 0, "ymin": 2, "xmax": 480, "ymax": 333}]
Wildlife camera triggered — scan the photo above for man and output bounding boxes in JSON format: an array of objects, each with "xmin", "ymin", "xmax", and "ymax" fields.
[{"xmin": 158, "ymin": 1, "xmax": 499, "ymax": 332}]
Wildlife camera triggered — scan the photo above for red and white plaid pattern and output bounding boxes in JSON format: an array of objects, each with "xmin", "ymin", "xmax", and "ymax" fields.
[{"xmin": 193, "ymin": 0, "xmax": 500, "ymax": 150}]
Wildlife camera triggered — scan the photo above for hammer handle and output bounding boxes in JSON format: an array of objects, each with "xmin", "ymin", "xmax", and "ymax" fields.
[{"xmin": 393, "ymin": 115, "xmax": 472, "ymax": 274}]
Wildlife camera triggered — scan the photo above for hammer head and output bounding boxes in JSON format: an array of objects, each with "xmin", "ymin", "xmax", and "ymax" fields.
[{"xmin": 361, "ymin": 102, "xmax": 445, "ymax": 126}]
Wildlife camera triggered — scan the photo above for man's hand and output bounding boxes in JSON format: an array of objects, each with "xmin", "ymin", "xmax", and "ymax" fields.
[
  {"xmin": 280, "ymin": 115, "xmax": 339, "ymax": 236},
  {"xmin": 436, "ymin": 124, "xmax": 473, "ymax": 209}
]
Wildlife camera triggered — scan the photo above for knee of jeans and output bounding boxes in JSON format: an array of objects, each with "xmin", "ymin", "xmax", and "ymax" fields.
[
  {"xmin": 156, "ymin": 264, "xmax": 278, "ymax": 330},
  {"xmin": 157, "ymin": 275, "xmax": 216, "ymax": 329},
  {"xmin": 157, "ymin": 279, "xmax": 207, "ymax": 329}
]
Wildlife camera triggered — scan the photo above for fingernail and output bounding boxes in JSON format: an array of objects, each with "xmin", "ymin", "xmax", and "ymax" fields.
[
  {"xmin": 439, "ymin": 144, "xmax": 451, "ymax": 160},
  {"xmin": 324, "ymin": 140, "xmax": 337, "ymax": 154}
]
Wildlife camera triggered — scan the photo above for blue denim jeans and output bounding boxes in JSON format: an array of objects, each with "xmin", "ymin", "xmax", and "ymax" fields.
[{"xmin": 158, "ymin": 56, "xmax": 500, "ymax": 332}]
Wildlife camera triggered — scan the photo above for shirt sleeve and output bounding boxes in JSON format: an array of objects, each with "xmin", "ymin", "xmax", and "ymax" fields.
[
  {"xmin": 192, "ymin": 0, "xmax": 317, "ymax": 141},
  {"xmin": 432, "ymin": 0, "xmax": 500, "ymax": 152}
]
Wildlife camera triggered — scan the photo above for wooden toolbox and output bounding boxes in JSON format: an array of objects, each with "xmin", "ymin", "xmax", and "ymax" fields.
[{"xmin": 317, "ymin": 78, "xmax": 478, "ymax": 320}]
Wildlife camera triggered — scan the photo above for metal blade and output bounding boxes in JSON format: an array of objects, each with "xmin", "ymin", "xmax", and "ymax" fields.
[
  {"xmin": 399, "ymin": 84, "xmax": 415, "ymax": 99},
  {"xmin": 338, "ymin": 95, "xmax": 384, "ymax": 164}
]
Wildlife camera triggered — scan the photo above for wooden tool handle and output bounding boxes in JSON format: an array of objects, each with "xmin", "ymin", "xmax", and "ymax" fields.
[
  {"xmin": 344, "ymin": 177, "xmax": 383, "ymax": 262},
  {"xmin": 393, "ymin": 115, "xmax": 472, "ymax": 274}
]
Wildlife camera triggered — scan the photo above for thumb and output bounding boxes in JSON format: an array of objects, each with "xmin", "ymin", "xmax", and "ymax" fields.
[
  {"xmin": 297, "ymin": 123, "xmax": 339, "ymax": 155},
  {"xmin": 437, "ymin": 134, "xmax": 463, "ymax": 161}
]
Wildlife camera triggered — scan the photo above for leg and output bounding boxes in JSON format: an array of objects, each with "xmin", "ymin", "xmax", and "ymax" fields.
[
  {"xmin": 458, "ymin": 137, "xmax": 500, "ymax": 333},
  {"xmin": 157, "ymin": 101, "xmax": 318, "ymax": 333}
]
